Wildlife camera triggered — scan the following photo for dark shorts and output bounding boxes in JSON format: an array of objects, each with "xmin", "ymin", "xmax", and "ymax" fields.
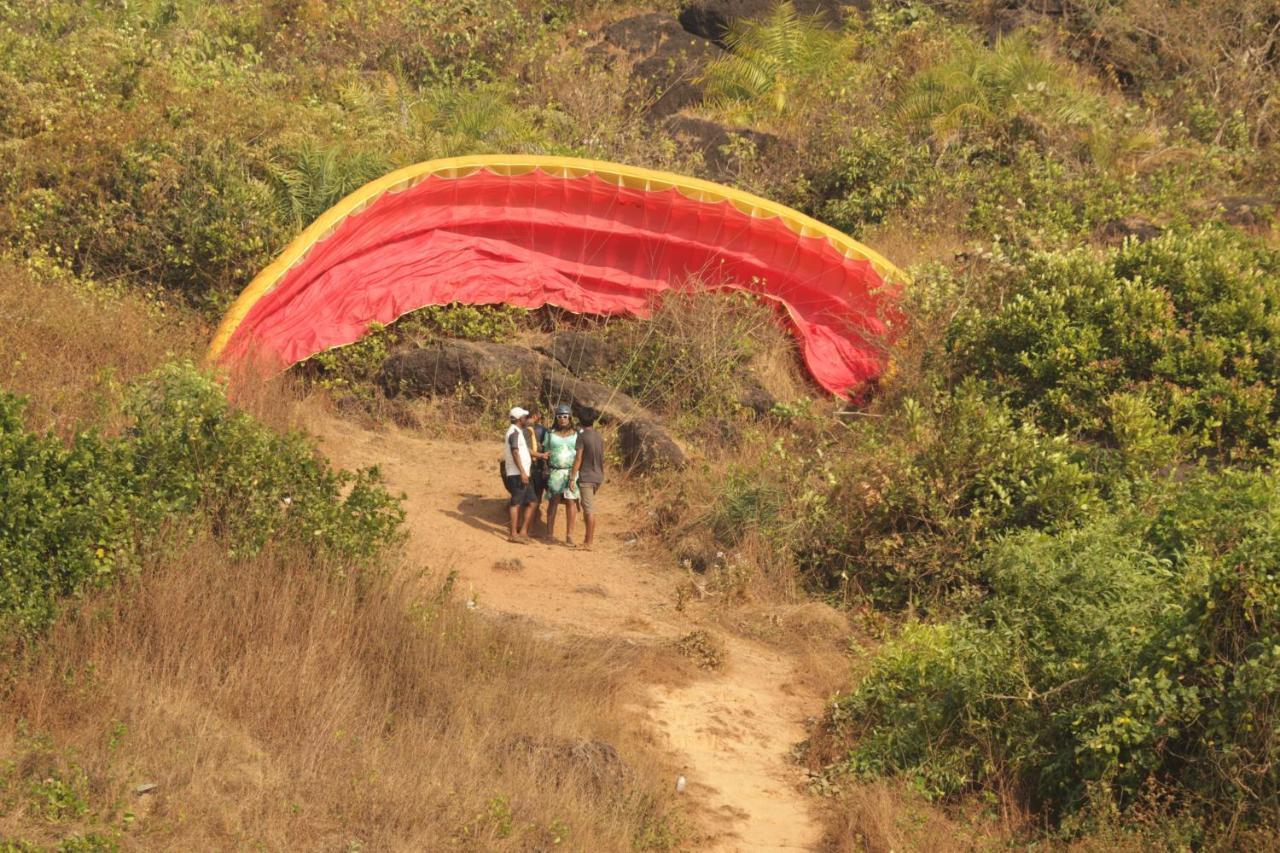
[
  {"xmin": 531, "ymin": 469, "xmax": 548, "ymax": 502},
  {"xmin": 504, "ymin": 474, "xmax": 536, "ymax": 507}
]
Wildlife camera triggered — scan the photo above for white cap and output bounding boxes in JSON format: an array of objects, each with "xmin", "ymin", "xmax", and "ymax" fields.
[{"xmin": 509, "ymin": 406, "xmax": 530, "ymax": 419}]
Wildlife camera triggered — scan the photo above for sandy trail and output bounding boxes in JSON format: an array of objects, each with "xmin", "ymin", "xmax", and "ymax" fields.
[{"xmin": 309, "ymin": 413, "xmax": 824, "ymax": 851}]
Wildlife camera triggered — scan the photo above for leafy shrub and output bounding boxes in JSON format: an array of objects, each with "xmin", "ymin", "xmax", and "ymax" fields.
[
  {"xmin": 949, "ymin": 228, "xmax": 1280, "ymax": 459},
  {"xmin": 802, "ymin": 383, "xmax": 1098, "ymax": 608},
  {"xmin": 960, "ymin": 144, "xmax": 1205, "ymax": 244},
  {"xmin": 701, "ymin": 2, "xmax": 849, "ymax": 121},
  {"xmin": 893, "ymin": 30, "xmax": 1110, "ymax": 157},
  {"xmin": 259, "ymin": 0, "xmax": 542, "ymax": 84},
  {"xmin": 1001, "ymin": 0, "xmax": 1280, "ymax": 147},
  {"xmin": 809, "ymin": 127, "xmax": 934, "ymax": 234},
  {"xmin": 0, "ymin": 363, "xmax": 403, "ymax": 640},
  {"xmin": 0, "ymin": 1, "xmax": 560, "ymax": 308},
  {"xmin": 823, "ymin": 467, "xmax": 1280, "ymax": 832},
  {"xmin": 0, "ymin": 394, "xmax": 137, "ymax": 639},
  {"xmin": 125, "ymin": 364, "xmax": 404, "ymax": 559}
]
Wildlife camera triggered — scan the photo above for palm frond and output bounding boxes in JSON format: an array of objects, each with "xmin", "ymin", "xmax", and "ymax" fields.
[
  {"xmin": 266, "ymin": 142, "xmax": 389, "ymax": 227},
  {"xmin": 701, "ymin": 1, "xmax": 846, "ymax": 117}
]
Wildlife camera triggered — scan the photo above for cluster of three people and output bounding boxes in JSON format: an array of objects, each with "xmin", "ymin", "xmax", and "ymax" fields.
[{"xmin": 502, "ymin": 403, "xmax": 604, "ymax": 548}]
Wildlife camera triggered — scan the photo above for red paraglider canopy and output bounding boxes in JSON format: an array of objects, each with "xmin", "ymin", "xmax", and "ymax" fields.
[{"xmin": 208, "ymin": 156, "xmax": 904, "ymax": 396}]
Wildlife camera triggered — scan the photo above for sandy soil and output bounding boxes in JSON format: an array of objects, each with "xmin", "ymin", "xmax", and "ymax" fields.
[{"xmin": 308, "ymin": 412, "xmax": 826, "ymax": 851}]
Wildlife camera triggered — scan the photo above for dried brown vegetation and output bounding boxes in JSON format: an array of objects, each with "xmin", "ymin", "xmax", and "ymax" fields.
[
  {"xmin": 0, "ymin": 268, "xmax": 681, "ymax": 850},
  {"xmin": 0, "ymin": 261, "xmax": 202, "ymax": 436},
  {"xmin": 0, "ymin": 540, "xmax": 681, "ymax": 850}
]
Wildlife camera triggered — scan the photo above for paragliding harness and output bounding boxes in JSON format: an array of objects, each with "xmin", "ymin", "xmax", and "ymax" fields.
[{"xmin": 528, "ymin": 423, "xmax": 550, "ymax": 501}]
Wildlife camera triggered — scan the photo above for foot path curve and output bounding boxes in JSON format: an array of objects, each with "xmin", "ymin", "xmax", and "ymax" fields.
[{"xmin": 309, "ymin": 413, "xmax": 825, "ymax": 851}]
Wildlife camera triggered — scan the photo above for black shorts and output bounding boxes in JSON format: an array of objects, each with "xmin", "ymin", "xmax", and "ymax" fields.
[
  {"xmin": 504, "ymin": 474, "xmax": 536, "ymax": 507},
  {"xmin": 531, "ymin": 469, "xmax": 548, "ymax": 501}
]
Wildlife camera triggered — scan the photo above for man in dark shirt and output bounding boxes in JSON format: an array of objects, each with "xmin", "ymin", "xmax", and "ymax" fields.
[
  {"xmin": 525, "ymin": 407, "xmax": 550, "ymax": 531},
  {"xmin": 571, "ymin": 413, "xmax": 605, "ymax": 551}
]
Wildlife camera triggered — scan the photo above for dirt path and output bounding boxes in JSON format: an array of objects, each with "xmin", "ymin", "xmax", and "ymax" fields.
[{"xmin": 309, "ymin": 413, "xmax": 825, "ymax": 851}]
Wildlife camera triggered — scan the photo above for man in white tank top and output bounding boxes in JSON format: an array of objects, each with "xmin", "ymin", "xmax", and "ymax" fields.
[{"xmin": 503, "ymin": 407, "xmax": 535, "ymax": 542}]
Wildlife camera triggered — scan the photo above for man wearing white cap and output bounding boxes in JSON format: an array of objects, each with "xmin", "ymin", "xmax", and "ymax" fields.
[{"xmin": 503, "ymin": 406, "xmax": 536, "ymax": 543}]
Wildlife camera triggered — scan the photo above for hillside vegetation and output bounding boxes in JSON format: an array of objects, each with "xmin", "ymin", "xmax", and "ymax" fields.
[{"xmin": 3, "ymin": 0, "xmax": 1279, "ymax": 849}]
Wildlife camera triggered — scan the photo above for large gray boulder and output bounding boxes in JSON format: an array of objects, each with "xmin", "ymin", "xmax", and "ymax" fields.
[
  {"xmin": 377, "ymin": 340, "xmax": 544, "ymax": 401},
  {"xmin": 541, "ymin": 366, "xmax": 648, "ymax": 426},
  {"xmin": 663, "ymin": 113, "xmax": 780, "ymax": 180},
  {"xmin": 543, "ymin": 330, "xmax": 622, "ymax": 378},
  {"xmin": 378, "ymin": 340, "xmax": 687, "ymax": 474},
  {"xmin": 619, "ymin": 419, "xmax": 687, "ymax": 472},
  {"xmin": 735, "ymin": 374, "xmax": 777, "ymax": 418},
  {"xmin": 598, "ymin": 13, "xmax": 722, "ymax": 118},
  {"xmin": 1214, "ymin": 195, "xmax": 1275, "ymax": 229},
  {"xmin": 1098, "ymin": 216, "xmax": 1162, "ymax": 245}
]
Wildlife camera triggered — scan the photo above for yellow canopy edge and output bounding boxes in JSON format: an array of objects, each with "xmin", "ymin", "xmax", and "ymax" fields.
[{"xmin": 205, "ymin": 154, "xmax": 908, "ymax": 365}]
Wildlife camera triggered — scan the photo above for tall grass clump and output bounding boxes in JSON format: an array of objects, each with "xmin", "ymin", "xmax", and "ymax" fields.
[
  {"xmin": 0, "ymin": 259, "xmax": 201, "ymax": 435},
  {"xmin": 605, "ymin": 290, "xmax": 795, "ymax": 428},
  {"xmin": 0, "ymin": 540, "xmax": 682, "ymax": 849}
]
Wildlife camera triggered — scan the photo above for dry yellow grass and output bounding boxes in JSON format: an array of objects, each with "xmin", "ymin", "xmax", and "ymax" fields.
[
  {"xmin": 0, "ymin": 539, "xmax": 682, "ymax": 850},
  {"xmin": 0, "ymin": 260, "xmax": 204, "ymax": 436},
  {"xmin": 0, "ymin": 263, "xmax": 682, "ymax": 850},
  {"xmin": 822, "ymin": 780, "xmax": 1018, "ymax": 852}
]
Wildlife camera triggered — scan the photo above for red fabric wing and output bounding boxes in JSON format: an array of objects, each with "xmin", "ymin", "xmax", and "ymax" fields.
[{"xmin": 221, "ymin": 169, "xmax": 894, "ymax": 395}]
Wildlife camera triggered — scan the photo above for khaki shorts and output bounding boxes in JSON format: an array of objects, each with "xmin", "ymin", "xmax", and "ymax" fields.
[{"xmin": 578, "ymin": 482, "xmax": 600, "ymax": 514}]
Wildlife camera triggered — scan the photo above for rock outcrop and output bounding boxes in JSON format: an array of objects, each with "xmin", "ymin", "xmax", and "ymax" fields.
[
  {"xmin": 735, "ymin": 375, "xmax": 777, "ymax": 418},
  {"xmin": 540, "ymin": 366, "xmax": 649, "ymax": 426},
  {"xmin": 1214, "ymin": 195, "xmax": 1275, "ymax": 229},
  {"xmin": 543, "ymin": 330, "xmax": 623, "ymax": 378},
  {"xmin": 677, "ymin": 1, "xmax": 854, "ymax": 46},
  {"xmin": 373, "ymin": 338, "xmax": 545, "ymax": 399},
  {"xmin": 663, "ymin": 113, "xmax": 780, "ymax": 179},
  {"xmin": 377, "ymin": 340, "xmax": 544, "ymax": 401},
  {"xmin": 378, "ymin": 340, "xmax": 687, "ymax": 473},
  {"xmin": 619, "ymin": 418, "xmax": 688, "ymax": 472},
  {"xmin": 597, "ymin": 13, "xmax": 721, "ymax": 118}
]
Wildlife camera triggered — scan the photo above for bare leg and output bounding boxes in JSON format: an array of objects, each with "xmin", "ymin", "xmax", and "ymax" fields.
[
  {"xmin": 519, "ymin": 502, "xmax": 534, "ymax": 537},
  {"xmin": 583, "ymin": 511, "xmax": 596, "ymax": 548},
  {"xmin": 545, "ymin": 496, "xmax": 560, "ymax": 540},
  {"xmin": 508, "ymin": 504, "xmax": 520, "ymax": 539},
  {"xmin": 565, "ymin": 500, "xmax": 578, "ymax": 545}
]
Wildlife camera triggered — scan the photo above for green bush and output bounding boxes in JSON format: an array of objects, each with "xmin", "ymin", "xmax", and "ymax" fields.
[
  {"xmin": 824, "ymin": 467, "xmax": 1280, "ymax": 830},
  {"xmin": 949, "ymin": 228, "xmax": 1280, "ymax": 460},
  {"xmin": 0, "ymin": 394, "xmax": 137, "ymax": 638},
  {"xmin": 0, "ymin": 363, "xmax": 403, "ymax": 640},
  {"xmin": 0, "ymin": 1, "xmax": 560, "ymax": 308},
  {"xmin": 809, "ymin": 127, "xmax": 934, "ymax": 234},
  {"xmin": 959, "ymin": 144, "xmax": 1205, "ymax": 244},
  {"xmin": 801, "ymin": 383, "xmax": 1098, "ymax": 608},
  {"xmin": 125, "ymin": 363, "xmax": 404, "ymax": 559},
  {"xmin": 893, "ymin": 30, "xmax": 1110, "ymax": 158}
]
